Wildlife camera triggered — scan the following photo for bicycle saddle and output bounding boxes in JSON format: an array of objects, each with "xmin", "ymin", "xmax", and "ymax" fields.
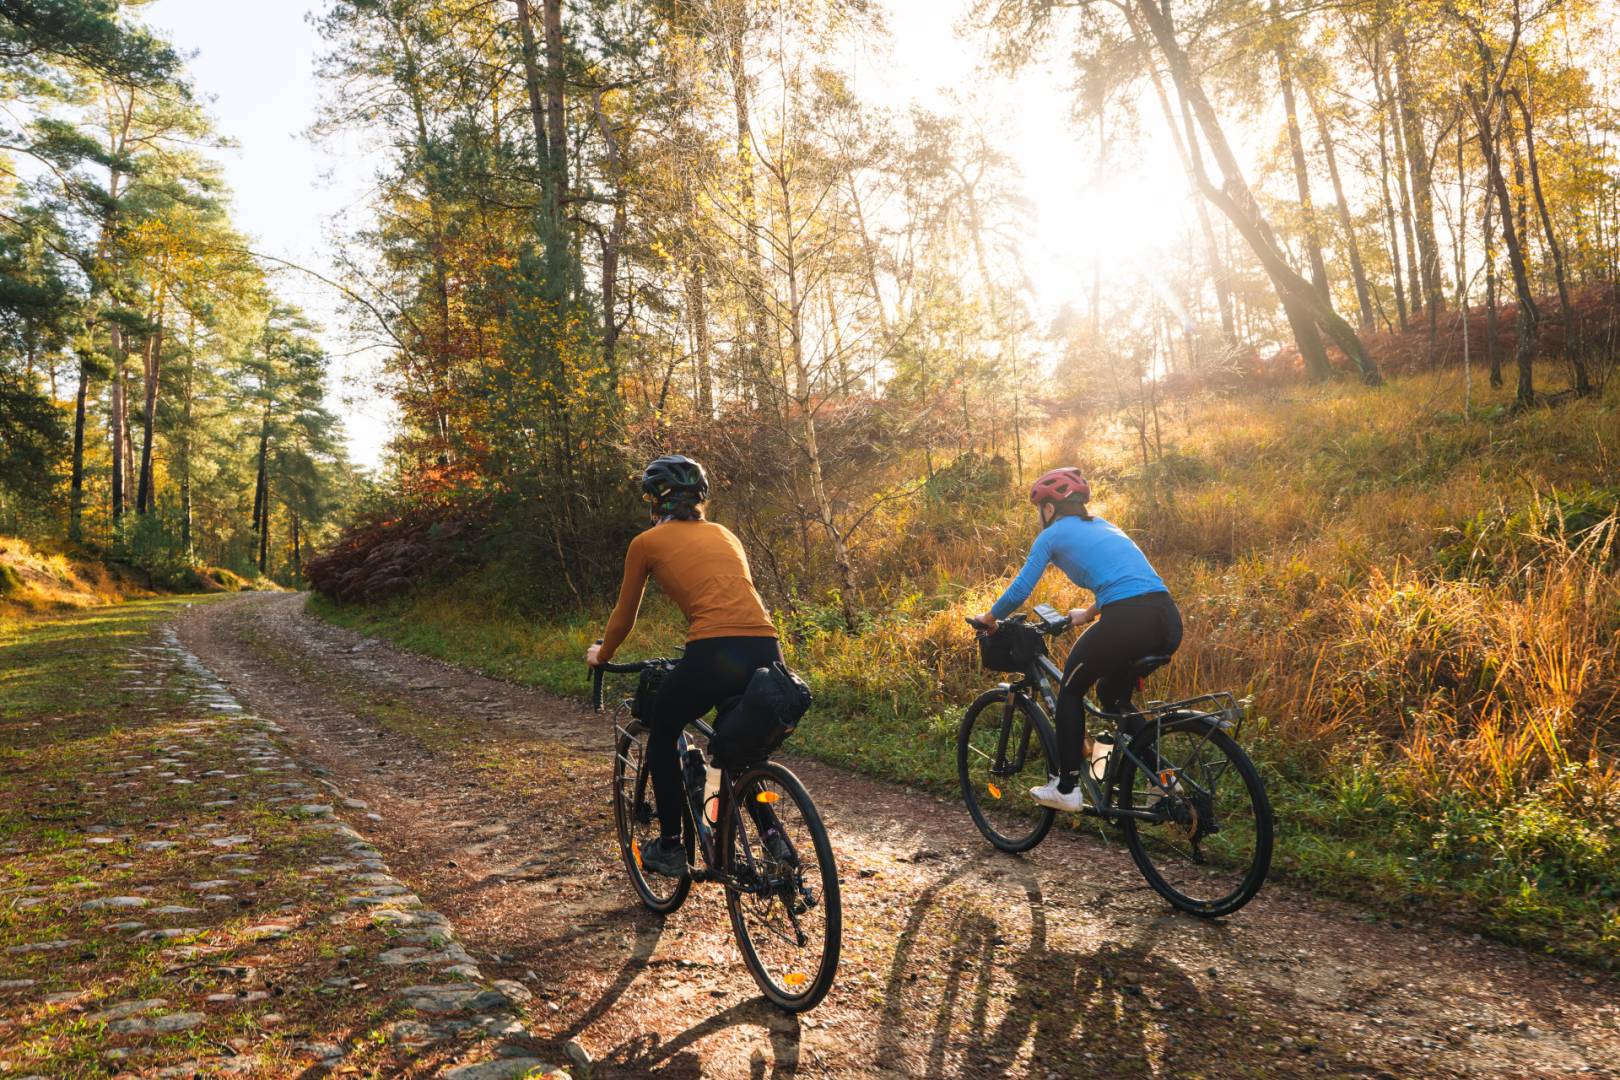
[{"xmin": 1131, "ymin": 655, "xmax": 1172, "ymax": 678}]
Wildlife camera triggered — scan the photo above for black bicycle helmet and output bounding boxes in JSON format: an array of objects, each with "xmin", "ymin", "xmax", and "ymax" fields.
[{"xmin": 641, "ymin": 454, "xmax": 710, "ymax": 502}]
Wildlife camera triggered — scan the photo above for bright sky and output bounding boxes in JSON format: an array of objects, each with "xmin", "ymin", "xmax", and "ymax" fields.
[{"xmin": 141, "ymin": 0, "xmax": 1187, "ymax": 471}]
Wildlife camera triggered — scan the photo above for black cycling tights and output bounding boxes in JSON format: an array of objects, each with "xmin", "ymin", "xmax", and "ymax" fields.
[
  {"xmin": 1055, "ymin": 591, "xmax": 1183, "ymax": 794},
  {"xmin": 647, "ymin": 635, "xmax": 784, "ymax": 840}
]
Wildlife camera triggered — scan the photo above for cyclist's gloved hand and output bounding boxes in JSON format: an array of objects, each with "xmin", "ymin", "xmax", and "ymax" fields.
[
  {"xmin": 585, "ymin": 642, "xmax": 604, "ymax": 667},
  {"xmin": 971, "ymin": 612, "xmax": 997, "ymax": 633}
]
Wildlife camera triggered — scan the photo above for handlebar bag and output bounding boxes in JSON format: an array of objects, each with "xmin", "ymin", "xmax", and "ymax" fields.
[
  {"xmin": 631, "ymin": 663, "xmax": 672, "ymax": 720},
  {"xmin": 710, "ymin": 661, "xmax": 813, "ymax": 771},
  {"xmin": 977, "ymin": 621, "xmax": 1048, "ymax": 673}
]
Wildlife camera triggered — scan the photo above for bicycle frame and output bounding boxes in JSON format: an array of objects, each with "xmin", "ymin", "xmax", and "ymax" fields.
[
  {"xmin": 612, "ymin": 710, "xmax": 787, "ymax": 896},
  {"xmin": 1000, "ymin": 655, "xmax": 1223, "ymax": 823}
]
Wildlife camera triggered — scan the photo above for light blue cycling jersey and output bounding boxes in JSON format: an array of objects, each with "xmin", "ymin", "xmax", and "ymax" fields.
[{"xmin": 989, "ymin": 514, "xmax": 1167, "ymax": 619}]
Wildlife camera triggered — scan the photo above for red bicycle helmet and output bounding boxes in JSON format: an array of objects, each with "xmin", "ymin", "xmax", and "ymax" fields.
[{"xmin": 1029, "ymin": 467, "xmax": 1090, "ymax": 505}]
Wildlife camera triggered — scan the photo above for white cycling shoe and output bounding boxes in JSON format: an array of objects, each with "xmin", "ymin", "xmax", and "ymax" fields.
[{"xmin": 1028, "ymin": 776, "xmax": 1085, "ymax": 813}]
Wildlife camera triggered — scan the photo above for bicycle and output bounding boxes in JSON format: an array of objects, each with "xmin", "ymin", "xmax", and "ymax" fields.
[
  {"xmin": 959, "ymin": 605, "xmax": 1273, "ymax": 917},
  {"xmin": 592, "ymin": 657, "xmax": 841, "ymax": 1011}
]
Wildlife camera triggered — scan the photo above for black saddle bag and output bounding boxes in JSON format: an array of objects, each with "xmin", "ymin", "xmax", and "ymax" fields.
[{"xmin": 710, "ymin": 661, "xmax": 812, "ymax": 771}]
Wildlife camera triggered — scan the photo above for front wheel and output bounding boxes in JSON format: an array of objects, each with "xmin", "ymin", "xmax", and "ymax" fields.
[
  {"xmin": 958, "ymin": 689, "xmax": 1059, "ymax": 853},
  {"xmin": 721, "ymin": 762, "xmax": 841, "ymax": 1012},
  {"xmin": 612, "ymin": 715, "xmax": 693, "ymax": 914},
  {"xmin": 1118, "ymin": 718, "xmax": 1273, "ymax": 917}
]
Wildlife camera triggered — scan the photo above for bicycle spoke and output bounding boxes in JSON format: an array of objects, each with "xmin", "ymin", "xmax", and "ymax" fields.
[
  {"xmin": 1123, "ymin": 725, "xmax": 1270, "ymax": 915},
  {"xmin": 726, "ymin": 769, "xmax": 835, "ymax": 1007}
]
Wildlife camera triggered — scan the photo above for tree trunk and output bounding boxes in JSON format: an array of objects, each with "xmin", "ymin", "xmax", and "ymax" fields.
[
  {"xmin": 1306, "ymin": 81, "xmax": 1375, "ymax": 328},
  {"xmin": 1394, "ymin": 27, "xmax": 1444, "ymax": 328},
  {"xmin": 1469, "ymin": 85, "xmax": 1537, "ymax": 407},
  {"xmin": 1272, "ymin": 0, "xmax": 1330, "ymax": 300},
  {"xmin": 1484, "ymin": 179, "xmax": 1502, "ymax": 387},
  {"xmin": 542, "ymin": 0, "xmax": 567, "ymax": 206},
  {"xmin": 291, "ymin": 511, "xmax": 302, "ymax": 586},
  {"xmin": 135, "ymin": 317, "xmax": 163, "ymax": 514},
  {"xmin": 1509, "ymin": 87, "xmax": 1588, "ymax": 394},
  {"xmin": 513, "ymin": 0, "xmax": 551, "ymax": 186},
  {"xmin": 69, "ymin": 357, "xmax": 90, "ymax": 543},
  {"xmin": 1143, "ymin": 45, "xmax": 1236, "ymax": 342},
  {"xmin": 1382, "ymin": 45, "xmax": 1423, "ymax": 318},
  {"xmin": 252, "ymin": 412, "xmax": 269, "ymax": 534},
  {"xmin": 1373, "ymin": 40, "xmax": 1409, "ymax": 331},
  {"xmin": 257, "ymin": 481, "xmax": 270, "ymax": 574},
  {"xmin": 110, "ymin": 326, "xmax": 127, "ymax": 525},
  {"xmin": 778, "ymin": 169, "xmax": 858, "ymax": 633},
  {"xmin": 1134, "ymin": 0, "xmax": 1380, "ymax": 384},
  {"xmin": 687, "ymin": 255, "xmax": 713, "ymax": 415}
]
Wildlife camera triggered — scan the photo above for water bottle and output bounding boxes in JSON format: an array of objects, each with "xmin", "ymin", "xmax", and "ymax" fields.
[
  {"xmin": 702, "ymin": 764, "xmax": 721, "ymax": 826},
  {"xmin": 1089, "ymin": 734, "xmax": 1114, "ymax": 781}
]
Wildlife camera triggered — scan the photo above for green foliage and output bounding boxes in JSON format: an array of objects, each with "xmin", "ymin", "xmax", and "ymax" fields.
[{"xmin": 1440, "ymin": 486, "xmax": 1620, "ymax": 578}]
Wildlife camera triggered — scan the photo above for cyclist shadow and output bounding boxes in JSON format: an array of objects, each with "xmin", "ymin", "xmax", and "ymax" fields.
[
  {"xmin": 601, "ymin": 998, "xmax": 801, "ymax": 1078},
  {"xmin": 554, "ymin": 913, "xmax": 666, "ymax": 1042},
  {"xmin": 878, "ymin": 859, "xmax": 1234, "ymax": 1078}
]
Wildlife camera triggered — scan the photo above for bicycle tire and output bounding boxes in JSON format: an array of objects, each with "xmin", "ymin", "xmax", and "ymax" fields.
[
  {"xmin": 1118, "ymin": 717, "xmax": 1273, "ymax": 917},
  {"xmin": 958, "ymin": 689, "xmax": 1059, "ymax": 853},
  {"xmin": 612, "ymin": 718, "xmax": 693, "ymax": 914},
  {"xmin": 721, "ymin": 761, "xmax": 841, "ymax": 1012}
]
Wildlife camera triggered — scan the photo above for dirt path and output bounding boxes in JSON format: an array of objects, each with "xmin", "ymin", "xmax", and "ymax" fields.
[{"xmin": 174, "ymin": 593, "xmax": 1620, "ymax": 1079}]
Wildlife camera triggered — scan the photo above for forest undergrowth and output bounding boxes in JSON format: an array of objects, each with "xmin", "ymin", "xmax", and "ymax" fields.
[
  {"xmin": 311, "ymin": 370, "xmax": 1620, "ymax": 967},
  {"xmin": 0, "ymin": 536, "xmax": 272, "ymax": 619}
]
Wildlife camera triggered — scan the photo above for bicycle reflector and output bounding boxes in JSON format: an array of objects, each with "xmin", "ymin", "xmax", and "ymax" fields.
[
  {"xmin": 784, "ymin": 972, "xmax": 808, "ymax": 988},
  {"xmin": 756, "ymin": 791, "xmax": 780, "ymax": 804},
  {"xmin": 987, "ymin": 783, "xmax": 1002, "ymax": 799}
]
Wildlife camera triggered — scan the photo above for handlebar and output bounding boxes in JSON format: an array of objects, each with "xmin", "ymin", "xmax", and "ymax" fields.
[
  {"xmin": 966, "ymin": 606, "xmax": 1074, "ymax": 636},
  {"xmin": 588, "ymin": 644, "xmax": 676, "ymax": 713}
]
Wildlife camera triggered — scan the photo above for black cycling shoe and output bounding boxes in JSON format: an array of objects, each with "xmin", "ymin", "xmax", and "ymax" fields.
[{"xmin": 639, "ymin": 836, "xmax": 687, "ymax": 878}]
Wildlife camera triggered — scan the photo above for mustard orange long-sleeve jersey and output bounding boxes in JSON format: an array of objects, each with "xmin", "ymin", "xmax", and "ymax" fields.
[{"xmin": 598, "ymin": 519, "xmax": 775, "ymax": 661}]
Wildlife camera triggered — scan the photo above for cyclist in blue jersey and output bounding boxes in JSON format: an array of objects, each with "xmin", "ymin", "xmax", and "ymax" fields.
[{"xmin": 974, "ymin": 467, "xmax": 1183, "ymax": 812}]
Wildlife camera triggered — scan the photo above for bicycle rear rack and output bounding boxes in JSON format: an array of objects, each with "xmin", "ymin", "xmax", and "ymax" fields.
[{"xmin": 1134, "ymin": 691, "xmax": 1249, "ymax": 736}]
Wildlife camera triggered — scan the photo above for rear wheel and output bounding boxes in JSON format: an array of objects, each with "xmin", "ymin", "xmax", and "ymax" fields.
[
  {"xmin": 721, "ymin": 762, "xmax": 840, "ymax": 1012},
  {"xmin": 1118, "ymin": 718, "xmax": 1272, "ymax": 917},
  {"xmin": 612, "ymin": 713, "xmax": 692, "ymax": 914},
  {"xmin": 958, "ymin": 689, "xmax": 1059, "ymax": 853}
]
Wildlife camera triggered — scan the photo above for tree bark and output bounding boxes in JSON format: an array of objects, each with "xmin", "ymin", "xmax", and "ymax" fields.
[
  {"xmin": 1509, "ymin": 86, "xmax": 1588, "ymax": 394},
  {"xmin": 541, "ymin": 0, "xmax": 567, "ymax": 205},
  {"xmin": 1374, "ymin": 64, "xmax": 1409, "ymax": 331},
  {"xmin": 1133, "ymin": 0, "xmax": 1380, "ymax": 383},
  {"xmin": 1394, "ymin": 27, "xmax": 1443, "ymax": 326},
  {"xmin": 1469, "ymin": 85, "xmax": 1537, "ymax": 407},
  {"xmin": 110, "ymin": 326, "xmax": 127, "ymax": 525},
  {"xmin": 69, "ymin": 357, "xmax": 90, "ymax": 543},
  {"xmin": 513, "ymin": 0, "xmax": 551, "ymax": 180},
  {"xmin": 1272, "ymin": 0, "xmax": 1330, "ymax": 301},
  {"xmin": 135, "ymin": 316, "xmax": 163, "ymax": 514},
  {"xmin": 1140, "ymin": 35, "xmax": 1237, "ymax": 343},
  {"xmin": 1483, "ymin": 177, "xmax": 1501, "ymax": 387},
  {"xmin": 1305, "ymin": 81, "xmax": 1375, "ymax": 328}
]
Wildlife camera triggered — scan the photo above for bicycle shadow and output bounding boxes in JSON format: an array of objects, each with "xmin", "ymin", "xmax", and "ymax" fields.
[
  {"xmin": 597, "ymin": 997, "xmax": 802, "ymax": 1078},
  {"xmin": 876, "ymin": 858, "xmax": 1235, "ymax": 1078},
  {"xmin": 554, "ymin": 913, "xmax": 667, "ymax": 1041}
]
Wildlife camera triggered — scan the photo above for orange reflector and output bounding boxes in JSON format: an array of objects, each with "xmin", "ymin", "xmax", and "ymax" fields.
[
  {"xmin": 756, "ymin": 791, "xmax": 780, "ymax": 804},
  {"xmin": 1160, "ymin": 770, "xmax": 1176, "ymax": 786},
  {"xmin": 986, "ymin": 783, "xmax": 1002, "ymax": 799},
  {"xmin": 783, "ymin": 972, "xmax": 808, "ymax": 988},
  {"xmin": 632, "ymin": 845, "xmax": 643, "ymax": 869}
]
